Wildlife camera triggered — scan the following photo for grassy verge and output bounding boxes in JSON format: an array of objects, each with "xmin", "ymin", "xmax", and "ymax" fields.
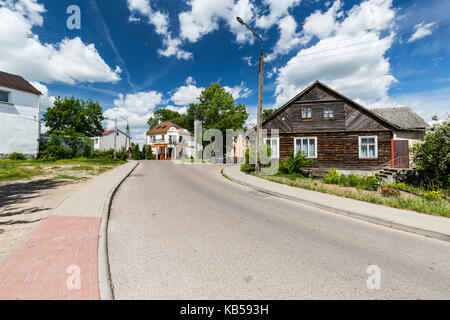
[
  {"xmin": 256, "ymin": 174, "xmax": 450, "ymax": 217},
  {"xmin": 0, "ymin": 158, "xmax": 126, "ymax": 183}
]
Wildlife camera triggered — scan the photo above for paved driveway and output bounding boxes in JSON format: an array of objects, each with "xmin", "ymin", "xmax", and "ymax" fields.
[{"xmin": 108, "ymin": 161, "xmax": 450, "ymax": 299}]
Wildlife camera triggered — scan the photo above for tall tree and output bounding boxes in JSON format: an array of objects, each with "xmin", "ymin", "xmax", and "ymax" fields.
[
  {"xmin": 147, "ymin": 108, "xmax": 190, "ymax": 129},
  {"xmin": 262, "ymin": 108, "xmax": 278, "ymax": 121},
  {"xmin": 191, "ymin": 82, "xmax": 249, "ymax": 133},
  {"xmin": 43, "ymin": 96, "xmax": 105, "ymax": 136}
]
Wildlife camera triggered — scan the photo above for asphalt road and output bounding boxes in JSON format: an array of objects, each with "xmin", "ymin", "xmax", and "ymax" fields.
[{"xmin": 108, "ymin": 161, "xmax": 450, "ymax": 299}]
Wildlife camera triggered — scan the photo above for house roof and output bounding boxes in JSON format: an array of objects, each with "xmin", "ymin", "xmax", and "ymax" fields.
[
  {"xmin": 260, "ymin": 81, "xmax": 427, "ymax": 132},
  {"xmin": 146, "ymin": 121, "xmax": 193, "ymax": 135},
  {"xmin": 370, "ymin": 107, "xmax": 429, "ymax": 130},
  {"xmin": 0, "ymin": 71, "xmax": 41, "ymax": 95},
  {"xmin": 95, "ymin": 129, "xmax": 130, "ymax": 138}
]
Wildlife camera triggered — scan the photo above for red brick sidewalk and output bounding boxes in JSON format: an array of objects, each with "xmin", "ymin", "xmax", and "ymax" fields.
[{"xmin": 0, "ymin": 215, "xmax": 101, "ymax": 300}]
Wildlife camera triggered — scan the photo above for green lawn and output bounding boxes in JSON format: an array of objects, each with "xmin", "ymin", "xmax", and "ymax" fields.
[
  {"xmin": 255, "ymin": 174, "xmax": 450, "ymax": 217},
  {"xmin": 0, "ymin": 158, "xmax": 126, "ymax": 183}
]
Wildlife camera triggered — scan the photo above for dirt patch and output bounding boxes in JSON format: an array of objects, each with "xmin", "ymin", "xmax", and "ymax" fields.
[{"xmin": 0, "ymin": 163, "xmax": 121, "ymax": 261}]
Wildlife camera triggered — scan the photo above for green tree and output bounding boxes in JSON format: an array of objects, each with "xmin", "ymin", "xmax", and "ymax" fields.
[
  {"xmin": 43, "ymin": 96, "xmax": 105, "ymax": 136},
  {"xmin": 262, "ymin": 108, "xmax": 278, "ymax": 121},
  {"xmin": 132, "ymin": 143, "xmax": 141, "ymax": 160},
  {"xmin": 190, "ymin": 82, "xmax": 249, "ymax": 132},
  {"xmin": 147, "ymin": 108, "xmax": 190, "ymax": 129},
  {"xmin": 412, "ymin": 117, "xmax": 450, "ymax": 188}
]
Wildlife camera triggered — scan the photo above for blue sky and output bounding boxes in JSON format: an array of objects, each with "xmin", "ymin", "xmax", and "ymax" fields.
[{"xmin": 0, "ymin": 0, "xmax": 448, "ymax": 143}]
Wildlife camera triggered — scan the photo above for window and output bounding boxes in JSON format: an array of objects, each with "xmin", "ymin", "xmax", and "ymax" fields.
[
  {"xmin": 294, "ymin": 137, "xmax": 317, "ymax": 158},
  {"xmin": 94, "ymin": 138, "xmax": 99, "ymax": 144},
  {"xmin": 0, "ymin": 91, "xmax": 9, "ymax": 103},
  {"xmin": 359, "ymin": 136, "xmax": 378, "ymax": 159},
  {"xmin": 264, "ymin": 137, "xmax": 279, "ymax": 158},
  {"xmin": 323, "ymin": 106, "xmax": 334, "ymax": 118},
  {"xmin": 302, "ymin": 107, "xmax": 312, "ymax": 119}
]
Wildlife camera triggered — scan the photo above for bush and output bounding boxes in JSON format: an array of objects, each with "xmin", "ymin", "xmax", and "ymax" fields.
[
  {"xmin": 240, "ymin": 163, "xmax": 255, "ymax": 173},
  {"xmin": 323, "ymin": 169, "xmax": 381, "ymax": 191},
  {"xmin": 358, "ymin": 175, "xmax": 382, "ymax": 191},
  {"xmin": 423, "ymin": 190, "xmax": 446, "ymax": 201},
  {"xmin": 132, "ymin": 143, "xmax": 141, "ymax": 160},
  {"xmin": 8, "ymin": 152, "xmax": 25, "ymax": 161},
  {"xmin": 411, "ymin": 118, "xmax": 449, "ymax": 188},
  {"xmin": 245, "ymin": 144, "xmax": 272, "ymax": 165},
  {"xmin": 144, "ymin": 145, "xmax": 154, "ymax": 160},
  {"xmin": 380, "ymin": 185, "xmax": 400, "ymax": 197},
  {"xmin": 279, "ymin": 150, "xmax": 314, "ymax": 176},
  {"xmin": 38, "ymin": 132, "xmax": 93, "ymax": 161}
]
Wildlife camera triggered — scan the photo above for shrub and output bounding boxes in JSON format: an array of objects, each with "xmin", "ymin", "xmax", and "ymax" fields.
[
  {"xmin": 132, "ymin": 143, "xmax": 141, "ymax": 160},
  {"xmin": 145, "ymin": 145, "xmax": 154, "ymax": 160},
  {"xmin": 279, "ymin": 150, "xmax": 314, "ymax": 176},
  {"xmin": 358, "ymin": 175, "xmax": 382, "ymax": 191},
  {"xmin": 323, "ymin": 168, "xmax": 340, "ymax": 184},
  {"xmin": 411, "ymin": 118, "xmax": 449, "ymax": 188},
  {"xmin": 240, "ymin": 163, "xmax": 255, "ymax": 173},
  {"xmin": 245, "ymin": 144, "xmax": 272, "ymax": 165},
  {"xmin": 380, "ymin": 185, "xmax": 400, "ymax": 197},
  {"xmin": 323, "ymin": 169, "xmax": 381, "ymax": 191},
  {"xmin": 423, "ymin": 190, "xmax": 446, "ymax": 201},
  {"xmin": 8, "ymin": 152, "xmax": 25, "ymax": 161}
]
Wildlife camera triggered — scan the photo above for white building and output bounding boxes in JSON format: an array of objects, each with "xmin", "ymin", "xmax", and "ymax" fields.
[
  {"xmin": 92, "ymin": 129, "xmax": 131, "ymax": 152},
  {"xmin": 146, "ymin": 121, "xmax": 195, "ymax": 160},
  {"xmin": 0, "ymin": 71, "xmax": 41, "ymax": 159}
]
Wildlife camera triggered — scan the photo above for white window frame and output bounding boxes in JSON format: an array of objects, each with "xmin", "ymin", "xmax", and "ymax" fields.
[
  {"xmin": 0, "ymin": 90, "xmax": 11, "ymax": 104},
  {"xmin": 263, "ymin": 137, "xmax": 279, "ymax": 158},
  {"xmin": 294, "ymin": 137, "xmax": 318, "ymax": 159},
  {"xmin": 323, "ymin": 106, "xmax": 334, "ymax": 119},
  {"xmin": 359, "ymin": 136, "xmax": 378, "ymax": 159},
  {"xmin": 301, "ymin": 106, "xmax": 312, "ymax": 119}
]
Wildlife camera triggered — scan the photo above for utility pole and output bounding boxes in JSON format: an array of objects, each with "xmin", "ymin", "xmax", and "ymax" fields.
[{"xmin": 237, "ymin": 16, "xmax": 264, "ymax": 174}]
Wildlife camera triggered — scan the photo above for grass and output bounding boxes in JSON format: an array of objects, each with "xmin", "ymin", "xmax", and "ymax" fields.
[
  {"xmin": 256, "ymin": 174, "xmax": 450, "ymax": 217},
  {"xmin": 0, "ymin": 158, "xmax": 125, "ymax": 183}
]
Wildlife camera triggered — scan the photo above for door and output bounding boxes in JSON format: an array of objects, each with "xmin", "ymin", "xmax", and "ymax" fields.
[{"xmin": 393, "ymin": 140, "xmax": 409, "ymax": 168}]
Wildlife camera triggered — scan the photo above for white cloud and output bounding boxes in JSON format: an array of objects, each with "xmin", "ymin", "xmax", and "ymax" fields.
[
  {"xmin": 30, "ymin": 81, "xmax": 55, "ymax": 110},
  {"xmin": 166, "ymin": 105, "xmax": 188, "ymax": 114},
  {"xmin": 243, "ymin": 56, "xmax": 252, "ymax": 66},
  {"xmin": 157, "ymin": 35, "xmax": 193, "ymax": 60},
  {"xmin": 274, "ymin": 0, "xmax": 397, "ymax": 106},
  {"xmin": 170, "ymin": 77, "xmax": 252, "ymax": 105},
  {"xmin": 127, "ymin": 0, "xmax": 193, "ymax": 60},
  {"xmin": 265, "ymin": 15, "xmax": 304, "ymax": 62},
  {"xmin": 104, "ymin": 90, "xmax": 162, "ymax": 130},
  {"xmin": 179, "ymin": 0, "xmax": 256, "ymax": 44},
  {"xmin": 127, "ymin": 0, "xmax": 169, "ymax": 35},
  {"xmin": 408, "ymin": 21, "xmax": 435, "ymax": 43},
  {"xmin": 170, "ymin": 77, "xmax": 204, "ymax": 106},
  {"xmin": 303, "ymin": 0, "xmax": 342, "ymax": 40},
  {"xmin": 224, "ymin": 81, "xmax": 252, "ymax": 99},
  {"xmin": 0, "ymin": 0, "xmax": 121, "ymax": 84},
  {"xmin": 255, "ymin": 0, "xmax": 301, "ymax": 29}
]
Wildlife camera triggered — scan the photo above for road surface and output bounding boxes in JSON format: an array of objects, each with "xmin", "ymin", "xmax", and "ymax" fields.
[{"xmin": 108, "ymin": 161, "xmax": 450, "ymax": 299}]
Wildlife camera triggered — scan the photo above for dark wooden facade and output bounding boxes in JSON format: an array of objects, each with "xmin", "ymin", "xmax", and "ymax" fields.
[{"xmin": 262, "ymin": 81, "xmax": 396, "ymax": 170}]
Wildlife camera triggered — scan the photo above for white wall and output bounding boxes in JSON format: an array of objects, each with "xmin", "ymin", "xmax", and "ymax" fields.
[
  {"xmin": 0, "ymin": 85, "xmax": 39, "ymax": 157},
  {"xmin": 93, "ymin": 131, "xmax": 129, "ymax": 152}
]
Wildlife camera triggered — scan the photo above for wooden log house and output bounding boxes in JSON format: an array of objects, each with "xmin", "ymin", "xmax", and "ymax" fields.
[{"xmin": 249, "ymin": 81, "xmax": 428, "ymax": 173}]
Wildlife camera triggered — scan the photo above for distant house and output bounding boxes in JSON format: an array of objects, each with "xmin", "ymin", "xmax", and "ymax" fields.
[
  {"xmin": 0, "ymin": 71, "xmax": 42, "ymax": 159},
  {"xmin": 248, "ymin": 81, "xmax": 428, "ymax": 174},
  {"xmin": 92, "ymin": 129, "xmax": 131, "ymax": 152},
  {"xmin": 146, "ymin": 121, "xmax": 195, "ymax": 160}
]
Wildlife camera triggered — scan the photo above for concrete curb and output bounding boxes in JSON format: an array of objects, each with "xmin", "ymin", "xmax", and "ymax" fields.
[
  {"xmin": 98, "ymin": 161, "xmax": 139, "ymax": 300},
  {"xmin": 222, "ymin": 168, "xmax": 450, "ymax": 243}
]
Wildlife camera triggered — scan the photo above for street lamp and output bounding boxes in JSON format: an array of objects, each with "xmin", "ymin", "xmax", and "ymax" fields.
[{"xmin": 236, "ymin": 16, "xmax": 264, "ymax": 174}]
